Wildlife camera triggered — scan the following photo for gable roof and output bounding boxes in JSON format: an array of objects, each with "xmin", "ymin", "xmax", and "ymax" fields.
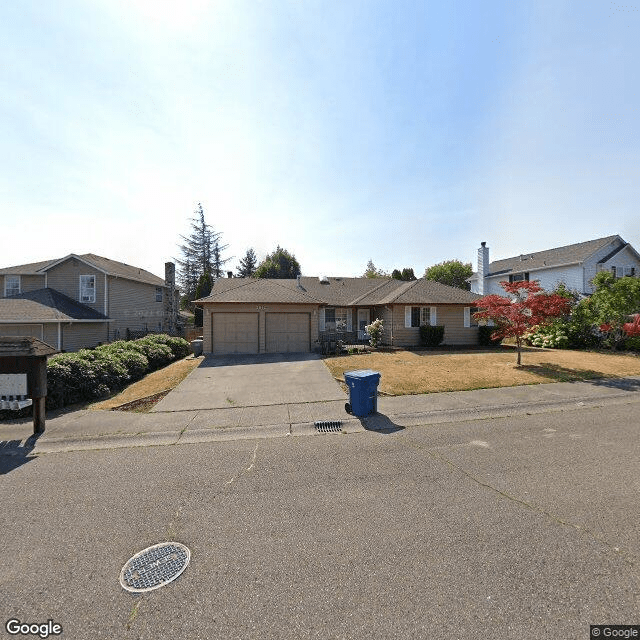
[
  {"xmin": 196, "ymin": 276, "xmax": 481, "ymax": 306},
  {"xmin": 0, "ymin": 254, "xmax": 167, "ymax": 287},
  {"xmin": 485, "ymin": 235, "xmax": 622, "ymax": 277},
  {"xmin": 0, "ymin": 289, "xmax": 110, "ymax": 323}
]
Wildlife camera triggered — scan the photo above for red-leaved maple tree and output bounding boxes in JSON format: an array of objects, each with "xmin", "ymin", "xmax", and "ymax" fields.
[{"xmin": 473, "ymin": 281, "xmax": 571, "ymax": 365}]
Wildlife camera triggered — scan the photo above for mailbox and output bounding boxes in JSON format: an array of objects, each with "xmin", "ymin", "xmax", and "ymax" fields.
[{"xmin": 0, "ymin": 337, "xmax": 57, "ymax": 435}]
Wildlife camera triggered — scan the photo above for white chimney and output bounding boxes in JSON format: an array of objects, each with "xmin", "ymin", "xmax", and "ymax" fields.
[{"xmin": 478, "ymin": 242, "xmax": 489, "ymax": 294}]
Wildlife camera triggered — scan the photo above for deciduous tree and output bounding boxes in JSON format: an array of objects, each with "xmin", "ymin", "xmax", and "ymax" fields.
[
  {"xmin": 424, "ymin": 260, "xmax": 473, "ymax": 290},
  {"xmin": 474, "ymin": 281, "xmax": 571, "ymax": 365},
  {"xmin": 254, "ymin": 246, "xmax": 301, "ymax": 279}
]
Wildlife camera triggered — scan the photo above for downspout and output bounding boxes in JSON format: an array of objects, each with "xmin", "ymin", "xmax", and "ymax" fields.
[{"xmin": 57, "ymin": 322, "xmax": 62, "ymax": 351}]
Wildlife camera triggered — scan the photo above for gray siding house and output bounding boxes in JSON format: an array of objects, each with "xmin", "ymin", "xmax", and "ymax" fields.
[
  {"xmin": 0, "ymin": 254, "xmax": 179, "ymax": 351},
  {"xmin": 469, "ymin": 235, "xmax": 640, "ymax": 296},
  {"xmin": 195, "ymin": 276, "xmax": 482, "ymax": 355}
]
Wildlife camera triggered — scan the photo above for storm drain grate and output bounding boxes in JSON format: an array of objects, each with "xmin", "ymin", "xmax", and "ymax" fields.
[
  {"xmin": 120, "ymin": 542, "xmax": 190, "ymax": 593},
  {"xmin": 314, "ymin": 420, "xmax": 343, "ymax": 433}
]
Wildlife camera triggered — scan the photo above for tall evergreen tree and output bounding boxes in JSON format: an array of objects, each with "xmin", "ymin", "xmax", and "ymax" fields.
[
  {"xmin": 193, "ymin": 271, "xmax": 214, "ymax": 327},
  {"xmin": 176, "ymin": 203, "xmax": 229, "ymax": 308},
  {"xmin": 364, "ymin": 259, "xmax": 387, "ymax": 278},
  {"xmin": 236, "ymin": 248, "xmax": 258, "ymax": 277}
]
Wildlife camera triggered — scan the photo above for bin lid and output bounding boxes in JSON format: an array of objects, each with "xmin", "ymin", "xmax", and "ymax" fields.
[{"xmin": 344, "ymin": 369, "xmax": 381, "ymax": 380}]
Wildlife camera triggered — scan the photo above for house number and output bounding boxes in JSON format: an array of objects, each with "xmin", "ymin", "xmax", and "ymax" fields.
[{"xmin": 256, "ymin": 306, "xmax": 268, "ymax": 310}]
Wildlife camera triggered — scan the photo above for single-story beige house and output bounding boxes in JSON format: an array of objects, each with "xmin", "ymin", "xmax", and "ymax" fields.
[
  {"xmin": 195, "ymin": 276, "xmax": 483, "ymax": 355},
  {"xmin": 0, "ymin": 254, "xmax": 179, "ymax": 351}
]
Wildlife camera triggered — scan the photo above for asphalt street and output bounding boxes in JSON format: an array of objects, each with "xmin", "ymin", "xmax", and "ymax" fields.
[{"xmin": 2, "ymin": 398, "xmax": 640, "ymax": 640}]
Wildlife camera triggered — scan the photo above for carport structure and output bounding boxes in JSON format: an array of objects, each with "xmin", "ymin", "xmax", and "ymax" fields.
[{"xmin": 197, "ymin": 279, "xmax": 321, "ymax": 355}]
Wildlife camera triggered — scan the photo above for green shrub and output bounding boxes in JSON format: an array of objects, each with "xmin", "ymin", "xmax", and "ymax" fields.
[
  {"xmin": 419, "ymin": 325, "xmax": 445, "ymax": 347},
  {"xmin": 47, "ymin": 353, "xmax": 103, "ymax": 409},
  {"xmin": 144, "ymin": 334, "xmax": 190, "ymax": 359},
  {"xmin": 478, "ymin": 325, "xmax": 501, "ymax": 346},
  {"xmin": 624, "ymin": 336, "xmax": 640, "ymax": 352},
  {"xmin": 127, "ymin": 338, "xmax": 174, "ymax": 370},
  {"xmin": 96, "ymin": 344, "xmax": 149, "ymax": 381},
  {"xmin": 44, "ymin": 334, "xmax": 184, "ymax": 410}
]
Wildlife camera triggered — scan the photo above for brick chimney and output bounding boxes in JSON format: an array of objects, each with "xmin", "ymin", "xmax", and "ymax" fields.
[{"xmin": 477, "ymin": 242, "xmax": 489, "ymax": 295}]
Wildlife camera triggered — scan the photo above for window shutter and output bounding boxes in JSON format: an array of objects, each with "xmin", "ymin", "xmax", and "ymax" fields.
[
  {"xmin": 405, "ymin": 306, "xmax": 411, "ymax": 328},
  {"xmin": 346, "ymin": 309, "xmax": 352, "ymax": 332},
  {"xmin": 464, "ymin": 307, "xmax": 470, "ymax": 328},
  {"xmin": 319, "ymin": 308, "xmax": 325, "ymax": 332},
  {"xmin": 430, "ymin": 307, "xmax": 437, "ymax": 326}
]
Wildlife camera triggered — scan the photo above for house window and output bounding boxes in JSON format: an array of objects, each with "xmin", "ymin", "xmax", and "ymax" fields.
[
  {"xmin": 409, "ymin": 307, "xmax": 432, "ymax": 327},
  {"xmin": 4, "ymin": 275, "xmax": 20, "ymax": 297},
  {"xmin": 156, "ymin": 287, "xmax": 163, "ymax": 302},
  {"xmin": 324, "ymin": 307, "xmax": 336, "ymax": 331},
  {"xmin": 469, "ymin": 307, "xmax": 479, "ymax": 328},
  {"xmin": 324, "ymin": 308, "xmax": 348, "ymax": 332},
  {"xmin": 80, "ymin": 275, "xmax": 96, "ymax": 303},
  {"xmin": 509, "ymin": 272, "xmax": 529, "ymax": 283},
  {"xmin": 611, "ymin": 266, "xmax": 617, "ymax": 278}
]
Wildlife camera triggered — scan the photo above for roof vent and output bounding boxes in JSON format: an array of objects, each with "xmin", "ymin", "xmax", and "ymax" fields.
[{"xmin": 319, "ymin": 275, "xmax": 330, "ymax": 284}]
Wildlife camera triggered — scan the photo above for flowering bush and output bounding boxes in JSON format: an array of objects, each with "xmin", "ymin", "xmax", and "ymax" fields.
[
  {"xmin": 364, "ymin": 318, "xmax": 384, "ymax": 348},
  {"xmin": 523, "ymin": 324, "xmax": 568, "ymax": 349}
]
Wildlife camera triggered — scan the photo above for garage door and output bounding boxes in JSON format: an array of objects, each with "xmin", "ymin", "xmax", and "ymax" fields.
[
  {"xmin": 266, "ymin": 313, "xmax": 310, "ymax": 353},
  {"xmin": 212, "ymin": 313, "xmax": 259, "ymax": 355}
]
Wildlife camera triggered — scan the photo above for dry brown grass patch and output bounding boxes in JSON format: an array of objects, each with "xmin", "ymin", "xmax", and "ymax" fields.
[
  {"xmin": 90, "ymin": 356, "xmax": 202, "ymax": 410},
  {"xmin": 323, "ymin": 348, "xmax": 640, "ymax": 395}
]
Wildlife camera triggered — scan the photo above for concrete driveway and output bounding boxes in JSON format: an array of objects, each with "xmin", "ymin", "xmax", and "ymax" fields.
[{"xmin": 151, "ymin": 352, "xmax": 347, "ymax": 412}]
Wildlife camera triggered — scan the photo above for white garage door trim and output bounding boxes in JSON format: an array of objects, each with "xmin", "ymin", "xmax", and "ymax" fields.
[
  {"xmin": 265, "ymin": 313, "xmax": 311, "ymax": 353},
  {"xmin": 212, "ymin": 312, "xmax": 259, "ymax": 355}
]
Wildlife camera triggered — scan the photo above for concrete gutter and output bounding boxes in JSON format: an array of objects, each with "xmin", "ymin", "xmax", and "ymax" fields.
[{"xmin": 1, "ymin": 377, "xmax": 640, "ymax": 455}]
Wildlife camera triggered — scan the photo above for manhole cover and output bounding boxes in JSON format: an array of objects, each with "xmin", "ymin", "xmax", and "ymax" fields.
[
  {"xmin": 314, "ymin": 420, "xmax": 343, "ymax": 433},
  {"xmin": 120, "ymin": 542, "xmax": 190, "ymax": 593}
]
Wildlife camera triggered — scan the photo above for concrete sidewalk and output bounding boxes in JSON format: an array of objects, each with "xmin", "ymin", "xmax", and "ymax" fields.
[{"xmin": 2, "ymin": 376, "xmax": 640, "ymax": 454}]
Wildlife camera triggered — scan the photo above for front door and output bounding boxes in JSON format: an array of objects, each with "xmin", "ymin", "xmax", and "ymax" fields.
[{"xmin": 357, "ymin": 309, "xmax": 370, "ymax": 340}]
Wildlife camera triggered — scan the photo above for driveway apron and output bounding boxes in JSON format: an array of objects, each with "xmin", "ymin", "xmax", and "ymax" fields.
[{"xmin": 151, "ymin": 353, "xmax": 347, "ymax": 412}]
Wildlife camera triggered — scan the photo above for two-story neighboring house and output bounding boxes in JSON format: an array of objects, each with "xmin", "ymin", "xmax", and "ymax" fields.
[
  {"xmin": 469, "ymin": 235, "xmax": 640, "ymax": 296},
  {"xmin": 0, "ymin": 254, "xmax": 179, "ymax": 351}
]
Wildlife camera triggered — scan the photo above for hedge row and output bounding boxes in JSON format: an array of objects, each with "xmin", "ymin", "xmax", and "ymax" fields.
[{"xmin": 46, "ymin": 334, "xmax": 190, "ymax": 409}]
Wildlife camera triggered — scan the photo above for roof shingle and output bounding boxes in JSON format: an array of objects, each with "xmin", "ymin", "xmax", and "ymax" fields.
[{"xmin": 0, "ymin": 289, "xmax": 110, "ymax": 322}]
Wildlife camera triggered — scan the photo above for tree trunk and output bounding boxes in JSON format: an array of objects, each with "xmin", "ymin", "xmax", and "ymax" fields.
[{"xmin": 516, "ymin": 338, "xmax": 522, "ymax": 366}]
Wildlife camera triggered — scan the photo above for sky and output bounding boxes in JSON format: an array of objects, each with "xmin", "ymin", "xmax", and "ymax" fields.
[{"xmin": 1, "ymin": 0, "xmax": 639, "ymax": 279}]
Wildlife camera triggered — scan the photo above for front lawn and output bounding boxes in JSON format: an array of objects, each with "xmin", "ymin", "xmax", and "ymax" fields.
[{"xmin": 323, "ymin": 347, "xmax": 640, "ymax": 396}]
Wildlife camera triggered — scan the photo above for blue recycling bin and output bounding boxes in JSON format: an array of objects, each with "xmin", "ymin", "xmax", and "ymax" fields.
[{"xmin": 344, "ymin": 370, "xmax": 381, "ymax": 417}]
